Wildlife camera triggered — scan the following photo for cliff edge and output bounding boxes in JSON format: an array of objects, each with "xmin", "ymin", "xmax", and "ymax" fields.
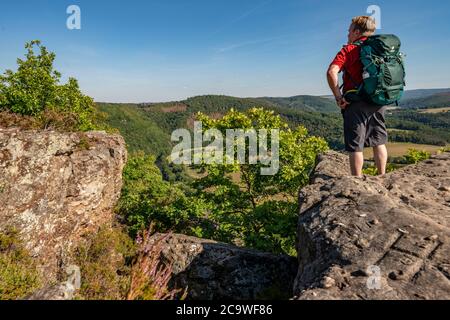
[
  {"xmin": 0, "ymin": 128, "xmax": 127, "ymax": 282},
  {"xmin": 294, "ymin": 151, "xmax": 450, "ymax": 300}
]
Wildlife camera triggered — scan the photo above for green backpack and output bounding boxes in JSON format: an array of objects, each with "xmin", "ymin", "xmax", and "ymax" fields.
[{"xmin": 347, "ymin": 34, "xmax": 406, "ymax": 106}]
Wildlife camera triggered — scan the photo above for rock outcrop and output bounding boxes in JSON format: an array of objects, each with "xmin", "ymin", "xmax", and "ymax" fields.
[
  {"xmin": 294, "ymin": 151, "xmax": 450, "ymax": 300},
  {"xmin": 0, "ymin": 128, "xmax": 127, "ymax": 282},
  {"xmin": 25, "ymin": 265, "xmax": 81, "ymax": 300},
  {"xmin": 149, "ymin": 233, "xmax": 298, "ymax": 300},
  {"xmin": 3, "ymin": 123, "xmax": 449, "ymax": 301}
]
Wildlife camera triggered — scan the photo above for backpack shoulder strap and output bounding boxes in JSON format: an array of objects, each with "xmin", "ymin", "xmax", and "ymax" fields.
[{"xmin": 342, "ymin": 40, "xmax": 365, "ymax": 92}]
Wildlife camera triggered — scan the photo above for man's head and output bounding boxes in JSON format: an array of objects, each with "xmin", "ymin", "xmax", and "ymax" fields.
[{"xmin": 348, "ymin": 16, "xmax": 376, "ymax": 44}]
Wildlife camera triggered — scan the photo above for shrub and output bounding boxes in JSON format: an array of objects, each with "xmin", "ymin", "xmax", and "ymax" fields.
[
  {"xmin": 118, "ymin": 108, "xmax": 328, "ymax": 256},
  {"xmin": 438, "ymin": 146, "xmax": 450, "ymax": 153},
  {"xmin": 72, "ymin": 224, "xmax": 187, "ymax": 300},
  {"xmin": 72, "ymin": 225, "xmax": 136, "ymax": 300},
  {"xmin": 0, "ymin": 40, "xmax": 107, "ymax": 132},
  {"xmin": 404, "ymin": 148, "xmax": 431, "ymax": 164},
  {"xmin": 362, "ymin": 163, "xmax": 397, "ymax": 176},
  {"xmin": 116, "ymin": 151, "xmax": 212, "ymax": 238},
  {"xmin": 0, "ymin": 228, "xmax": 42, "ymax": 300},
  {"xmin": 127, "ymin": 227, "xmax": 186, "ymax": 300}
]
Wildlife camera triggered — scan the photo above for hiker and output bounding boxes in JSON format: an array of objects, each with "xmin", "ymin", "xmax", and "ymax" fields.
[{"xmin": 327, "ymin": 16, "xmax": 404, "ymax": 177}]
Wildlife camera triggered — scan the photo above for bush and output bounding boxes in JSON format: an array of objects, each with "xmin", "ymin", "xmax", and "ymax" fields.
[
  {"xmin": 72, "ymin": 224, "xmax": 188, "ymax": 300},
  {"xmin": 362, "ymin": 163, "xmax": 397, "ymax": 176},
  {"xmin": 404, "ymin": 148, "xmax": 431, "ymax": 164},
  {"xmin": 0, "ymin": 228, "xmax": 42, "ymax": 300},
  {"xmin": 116, "ymin": 151, "xmax": 212, "ymax": 238},
  {"xmin": 127, "ymin": 227, "xmax": 186, "ymax": 300},
  {"xmin": 72, "ymin": 225, "xmax": 136, "ymax": 300},
  {"xmin": 438, "ymin": 146, "xmax": 450, "ymax": 153},
  {"xmin": 0, "ymin": 40, "xmax": 107, "ymax": 132}
]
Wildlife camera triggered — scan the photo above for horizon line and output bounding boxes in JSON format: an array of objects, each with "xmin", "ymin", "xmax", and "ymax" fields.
[{"xmin": 93, "ymin": 87, "xmax": 450, "ymax": 105}]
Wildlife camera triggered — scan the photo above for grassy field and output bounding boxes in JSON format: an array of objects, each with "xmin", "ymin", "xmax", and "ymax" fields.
[
  {"xmin": 364, "ymin": 142, "xmax": 444, "ymax": 159},
  {"xmin": 387, "ymin": 128, "xmax": 413, "ymax": 133},
  {"xmin": 419, "ymin": 107, "xmax": 450, "ymax": 114}
]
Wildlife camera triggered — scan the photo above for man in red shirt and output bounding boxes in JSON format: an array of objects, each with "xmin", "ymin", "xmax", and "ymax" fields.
[{"xmin": 327, "ymin": 16, "xmax": 388, "ymax": 177}]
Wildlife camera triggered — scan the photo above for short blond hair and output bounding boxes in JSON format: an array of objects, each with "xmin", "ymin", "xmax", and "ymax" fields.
[{"xmin": 351, "ymin": 16, "xmax": 376, "ymax": 35}]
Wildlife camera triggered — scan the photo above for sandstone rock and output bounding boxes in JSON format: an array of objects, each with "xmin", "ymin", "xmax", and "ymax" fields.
[
  {"xmin": 0, "ymin": 128, "xmax": 127, "ymax": 282},
  {"xmin": 294, "ymin": 151, "xmax": 450, "ymax": 300},
  {"xmin": 148, "ymin": 233, "xmax": 298, "ymax": 300},
  {"xmin": 26, "ymin": 265, "xmax": 81, "ymax": 300}
]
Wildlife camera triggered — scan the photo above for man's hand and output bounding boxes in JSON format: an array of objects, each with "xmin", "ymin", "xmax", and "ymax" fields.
[{"xmin": 336, "ymin": 96, "xmax": 350, "ymax": 109}]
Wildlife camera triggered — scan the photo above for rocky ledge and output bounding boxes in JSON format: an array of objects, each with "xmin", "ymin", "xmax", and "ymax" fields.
[
  {"xmin": 0, "ymin": 128, "xmax": 127, "ymax": 282},
  {"xmin": 294, "ymin": 151, "xmax": 450, "ymax": 300},
  {"xmin": 149, "ymin": 233, "xmax": 298, "ymax": 300}
]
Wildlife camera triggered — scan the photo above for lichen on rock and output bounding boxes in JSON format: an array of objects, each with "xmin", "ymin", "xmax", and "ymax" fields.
[
  {"xmin": 294, "ymin": 151, "xmax": 450, "ymax": 300},
  {"xmin": 0, "ymin": 128, "xmax": 127, "ymax": 283}
]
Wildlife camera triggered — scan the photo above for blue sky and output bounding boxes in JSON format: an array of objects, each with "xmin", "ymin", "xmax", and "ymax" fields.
[{"xmin": 0, "ymin": 0, "xmax": 449, "ymax": 102}]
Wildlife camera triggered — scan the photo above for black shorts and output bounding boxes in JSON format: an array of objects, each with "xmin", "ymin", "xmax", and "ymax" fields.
[{"xmin": 341, "ymin": 100, "xmax": 388, "ymax": 152}]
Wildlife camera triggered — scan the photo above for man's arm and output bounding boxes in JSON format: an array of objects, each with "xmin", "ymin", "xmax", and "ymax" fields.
[
  {"xmin": 327, "ymin": 65, "xmax": 342, "ymax": 99},
  {"xmin": 327, "ymin": 64, "xmax": 349, "ymax": 109}
]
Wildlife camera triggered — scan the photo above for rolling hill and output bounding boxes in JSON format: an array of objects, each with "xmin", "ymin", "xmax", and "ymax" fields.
[
  {"xmin": 399, "ymin": 91, "xmax": 450, "ymax": 109},
  {"xmin": 257, "ymin": 95, "xmax": 338, "ymax": 113},
  {"xmin": 97, "ymin": 95, "xmax": 346, "ymax": 156},
  {"xmin": 323, "ymin": 88, "xmax": 450, "ymax": 109},
  {"xmin": 400, "ymin": 88, "xmax": 450, "ymax": 101},
  {"xmin": 97, "ymin": 92, "xmax": 450, "ymax": 163}
]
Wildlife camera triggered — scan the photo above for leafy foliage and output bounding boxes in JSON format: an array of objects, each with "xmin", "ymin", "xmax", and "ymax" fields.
[
  {"xmin": 72, "ymin": 225, "xmax": 136, "ymax": 300},
  {"xmin": 386, "ymin": 110, "xmax": 450, "ymax": 146},
  {"xmin": 363, "ymin": 147, "xmax": 433, "ymax": 175},
  {"xmin": 439, "ymin": 146, "xmax": 450, "ymax": 153},
  {"xmin": 400, "ymin": 91, "xmax": 450, "ymax": 109},
  {"xmin": 362, "ymin": 163, "xmax": 397, "ymax": 176},
  {"xmin": 261, "ymin": 95, "xmax": 338, "ymax": 113},
  {"xmin": 192, "ymin": 108, "xmax": 328, "ymax": 254},
  {"xmin": 404, "ymin": 148, "xmax": 431, "ymax": 164},
  {"xmin": 72, "ymin": 224, "xmax": 185, "ymax": 301},
  {"xmin": 0, "ymin": 41, "xmax": 106, "ymax": 131},
  {"xmin": 127, "ymin": 228, "xmax": 186, "ymax": 300},
  {"xmin": 116, "ymin": 108, "xmax": 327, "ymax": 255},
  {"xmin": 0, "ymin": 229, "xmax": 42, "ymax": 300},
  {"xmin": 98, "ymin": 96, "xmax": 450, "ymax": 179},
  {"xmin": 116, "ymin": 152, "xmax": 212, "ymax": 238}
]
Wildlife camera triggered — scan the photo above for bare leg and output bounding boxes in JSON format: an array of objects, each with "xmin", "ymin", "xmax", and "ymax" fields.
[
  {"xmin": 349, "ymin": 152, "xmax": 364, "ymax": 177},
  {"xmin": 373, "ymin": 144, "xmax": 388, "ymax": 175}
]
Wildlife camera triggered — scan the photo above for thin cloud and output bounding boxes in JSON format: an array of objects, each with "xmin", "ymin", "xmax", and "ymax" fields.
[
  {"xmin": 209, "ymin": 0, "xmax": 273, "ymax": 37},
  {"xmin": 216, "ymin": 36, "xmax": 280, "ymax": 53}
]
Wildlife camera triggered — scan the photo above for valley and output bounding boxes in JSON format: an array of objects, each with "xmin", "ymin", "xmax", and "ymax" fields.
[{"xmin": 96, "ymin": 90, "xmax": 450, "ymax": 166}]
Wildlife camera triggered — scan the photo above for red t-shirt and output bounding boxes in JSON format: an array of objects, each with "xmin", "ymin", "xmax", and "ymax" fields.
[{"xmin": 330, "ymin": 37, "xmax": 367, "ymax": 94}]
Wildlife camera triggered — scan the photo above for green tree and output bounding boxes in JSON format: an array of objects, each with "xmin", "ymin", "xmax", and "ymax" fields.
[
  {"xmin": 116, "ymin": 109, "xmax": 327, "ymax": 256},
  {"xmin": 193, "ymin": 108, "xmax": 328, "ymax": 255},
  {"xmin": 0, "ymin": 40, "xmax": 102, "ymax": 131},
  {"xmin": 116, "ymin": 152, "xmax": 213, "ymax": 238}
]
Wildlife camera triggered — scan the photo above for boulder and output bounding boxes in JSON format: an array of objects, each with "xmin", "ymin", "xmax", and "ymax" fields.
[
  {"xmin": 148, "ymin": 233, "xmax": 298, "ymax": 300},
  {"xmin": 25, "ymin": 265, "xmax": 81, "ymax": 300},
  {"xmin": 294, "ymin": 151, "xmax": 450, "ymax": 300},
  {"xmin": 0, "ymin": 128, "xmax": 127, "ymax": 282}
]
